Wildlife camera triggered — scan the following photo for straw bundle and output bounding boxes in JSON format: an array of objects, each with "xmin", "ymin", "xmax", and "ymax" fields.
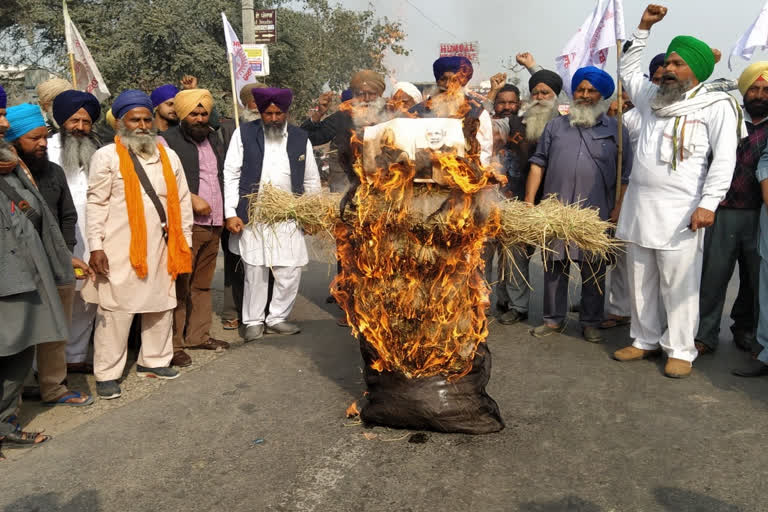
[
  {"xmin": 247, "ymin": 186, "xmax": 622, "ymax": 257},
  {"xmin": 497, "ymin": 196, "xmax": 621, "ymax": 260},
  {"xmin": 246, "ymin": 185, "xmax": 341, "ymax": 237}
]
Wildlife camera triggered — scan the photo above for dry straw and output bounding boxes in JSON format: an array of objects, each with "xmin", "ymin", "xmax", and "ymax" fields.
[{"xmin": 248, "ymin": 185, "xmax": 622, "ymax": 258}]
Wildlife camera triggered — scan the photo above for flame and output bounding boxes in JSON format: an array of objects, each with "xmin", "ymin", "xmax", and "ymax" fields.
[
  {"xmin": 346, "ymin": 401, "xmax": 361, "ymax": 418},
  {"xmin": 333, "ymin": 83, "xmax": 506, "ymax": 381}
]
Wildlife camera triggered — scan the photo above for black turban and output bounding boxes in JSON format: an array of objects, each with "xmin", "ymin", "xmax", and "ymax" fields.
[
  {"xmin": 52, "ymin": 90, "xmax": 101, "ymax": 126},
  {"xmin": 528, "ymin": 69, "xmax": 563, "ymax": 96}
]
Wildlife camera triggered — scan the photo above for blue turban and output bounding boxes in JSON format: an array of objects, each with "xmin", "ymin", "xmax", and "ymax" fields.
[
  {"xmin": 150, "ymin": 84, "xmax": 179, "ymax": 108},
  {"xmin": 432, "ymin": 56, "xmax": 474, "ymax": 82},
  {"xmin": 649, "ymin": 53, "xmax": 666, "ymax": 81},
  {"xmin": 252, "ymin": 87, "xmax": 293, "ymax": 113},
  {"xmin": 5, "ymin": 103, "xmax": 46, "ymax": 142},
  {"xmin": 52, "ymin": 90, "xmax": 101, "ymax": 126},
  {"xmin": 571, "ymin": 66, "xmax": 615, "ymax": 98},
  {"xmin": 341, "ymin": 88, "xmax": 353, "ymax": 102},
  {"xmin": 112, "ymin": 89, "xmax": 154, "ymax": 119},
  {"xmin": 0, "ymin": 85, "xmax": 6, "ymax": 109}
]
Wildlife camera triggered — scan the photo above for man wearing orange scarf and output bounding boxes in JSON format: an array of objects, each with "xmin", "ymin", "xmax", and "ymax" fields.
[{"xmin": 82, "ymin": 90, "xmax": 193, "ymax": 400}]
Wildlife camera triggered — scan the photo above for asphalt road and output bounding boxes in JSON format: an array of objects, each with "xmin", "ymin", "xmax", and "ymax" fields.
[{"xmin": 2, "ymin": 253, "xmax": 766, "ymax": 512}]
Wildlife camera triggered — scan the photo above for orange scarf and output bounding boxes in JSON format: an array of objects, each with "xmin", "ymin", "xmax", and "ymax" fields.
[{"xmin": 114, "ymin": 136, "xmax": 191, "ymax": 280}]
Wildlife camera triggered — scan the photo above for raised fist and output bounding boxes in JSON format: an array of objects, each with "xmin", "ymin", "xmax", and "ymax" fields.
[{"xmin": 639, "ymin": 4, "xmax": 668, "ymax": 30}]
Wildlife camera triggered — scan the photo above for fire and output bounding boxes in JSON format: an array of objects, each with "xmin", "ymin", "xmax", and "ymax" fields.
[{"xmin": 331, "ymin": 89, "xmax": 506, "ymax": 380}]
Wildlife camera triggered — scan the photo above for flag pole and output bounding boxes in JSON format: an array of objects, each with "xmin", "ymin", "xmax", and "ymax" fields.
[
  {"xmin": 615, "ymin": 39, "xmax": 623, "ymax": 208},
  {"xmin": 227, "ymin": 50, "xmax": 240, "ymax": 130},
  {"xmin": 63, "ymin": 0, "xmax": 77, "ymax": 88}
]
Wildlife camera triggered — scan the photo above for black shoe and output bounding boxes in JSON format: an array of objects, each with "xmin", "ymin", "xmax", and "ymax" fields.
[
  {"xmin": 136, "ymin": 365, "xmax": 180, "ymax": 380},
  {"xmin": 96, "ymin": 380, "xmax": 122, "ymax": 400},
  {"xmin": 732, "ymin": 331, "xmax": 757, "ymax": 352},
  {"xmin": 732, "ymin": 359, "xmax": 768, "ymax": 378},
  {"xmin": 499, "ymin": 309, "xmax": 528, "ymax": 325},
  {"xmin": 582, "ymin": 326, "xmax": 604, "ymax": 344}
]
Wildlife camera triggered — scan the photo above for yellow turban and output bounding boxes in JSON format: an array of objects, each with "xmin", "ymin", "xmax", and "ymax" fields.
[
  {"xmin": 174, "ymin": 89, "xmax": 214, "ymax": 121},
  {"xmin": 350, "ymin": 70, "xmax": 386, "ymax": 95},
  {"xmin": 738, "ymin": 62, "xmax": 768, "ymax": 96},
  {"xmin": 106, "ymin": 108, "xmax": 117, "ymax": 130},
  {"xmin": 36, "ymin": 77, "xmax": 72, "ymax": 109}
]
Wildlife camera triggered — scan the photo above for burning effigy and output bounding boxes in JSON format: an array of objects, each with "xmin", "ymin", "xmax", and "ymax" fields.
[
  {"xmin": 331, "ymin": 114, "xmax": 507, "ymax": 434},
  {"xmin": 248, "ymin": 83, "xmax": 620, "ymax": 435}
]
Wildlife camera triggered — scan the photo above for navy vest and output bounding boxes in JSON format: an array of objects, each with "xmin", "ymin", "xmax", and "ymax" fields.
[{"xmin": 236, "ymin": 121, "xmax": 309, "ymax": 220}]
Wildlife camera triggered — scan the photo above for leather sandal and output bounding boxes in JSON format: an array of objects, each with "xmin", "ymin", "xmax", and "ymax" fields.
[{"xmin": 1, "ymin": 430, "xmax": 52, "ymax": 446}]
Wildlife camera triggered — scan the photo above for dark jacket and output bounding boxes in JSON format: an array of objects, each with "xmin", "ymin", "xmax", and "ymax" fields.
[
  {"xmin": 235, "ymin": 121, "xmax": 309, "ymax": 221},
  {"xmin": 0, "ymin": 165, "xmax": 74, "ymax": 297},
  {"xmin": 301, "ymin": 110, "xmax": 356, "ymax": 182},
  {"xmin": 161, "ymin": 125, "xmax": 225, "ymax": 195},
  {"xmin": 501, "ymin": 115, "xmax": 532, "ymax": 200},
  {"xmin": 29, "ymin": 160, "xmax": 77, "ymax": 251}
]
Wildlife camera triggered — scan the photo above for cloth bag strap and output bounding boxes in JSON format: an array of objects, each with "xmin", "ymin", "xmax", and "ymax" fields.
[{"xmin": 128, "ymin": 151, "xmax": 168, "ymax": 243}]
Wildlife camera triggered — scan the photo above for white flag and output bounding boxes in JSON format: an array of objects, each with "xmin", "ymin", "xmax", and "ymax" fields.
[
  {"xmin": 222, "ymin": 12, "xmax": 262, "ymax": 107},
  {"xmin": 729, "ymin": 1, "xmax": 768, "ymax": 71},
  {"xmin": 555, "ymin": 0, "xmax": 626, "ymax": 96},
  {"xmin": 63, "ymin": 1, "xmax": 110, "ymax": 102}
]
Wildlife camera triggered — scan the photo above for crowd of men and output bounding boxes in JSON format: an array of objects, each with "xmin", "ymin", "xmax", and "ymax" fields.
[{"xmin": 1, "ymin": 3, "xmax": 768, "ymax": 457}]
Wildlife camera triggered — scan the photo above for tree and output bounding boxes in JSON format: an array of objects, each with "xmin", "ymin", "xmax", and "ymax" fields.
[{"xmin": 0, "ymin": 0, "xmax": 408, "ymax": 116}]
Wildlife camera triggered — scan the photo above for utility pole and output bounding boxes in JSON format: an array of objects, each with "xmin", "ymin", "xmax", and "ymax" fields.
[{"xmin": 242, "ymin": 0, "xmax": 255, "ymax": 44}]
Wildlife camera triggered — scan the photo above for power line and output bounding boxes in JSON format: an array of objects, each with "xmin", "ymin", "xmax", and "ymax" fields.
[{"xmin": 404, "ymin": 0, "xmax": 460, "ymax": 40}]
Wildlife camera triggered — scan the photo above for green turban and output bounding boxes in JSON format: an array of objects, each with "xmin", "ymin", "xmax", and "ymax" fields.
[{"xmin": 666, "ymin": 35, "xmax": 715, "ymax": 83}]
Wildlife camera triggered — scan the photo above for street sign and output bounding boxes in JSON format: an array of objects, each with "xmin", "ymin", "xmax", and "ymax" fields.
[
  {"xmin": 254, "ymin": 9, "xmax": 277, "ymax": 44},
  {"xmin": 242, "ymin": 44, "xmax": 270, "ymax": 77},
  {"xmin": 439, "ymin": 42, "xmax": 479, "ymax": 64}
]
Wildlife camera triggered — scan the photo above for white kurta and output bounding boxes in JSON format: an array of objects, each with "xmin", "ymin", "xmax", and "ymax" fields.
[
  {"xmin": 615, "ymin": 28, "xmax": 739, "ymax": 363},
  {"xmin": 616, "ymin": 29, "xmax": 739, "ymax": 250},
  {"xmin": 223, "ymin": 126, "xmax": 321, "ymax": 267},
  {"xmin": 48, "ymin": 133, "xmax": 97, "ymax": 363}
]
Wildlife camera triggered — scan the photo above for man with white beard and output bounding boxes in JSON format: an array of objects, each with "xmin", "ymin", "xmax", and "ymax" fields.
[
  {"xmin": 48, "ymin": 90, "xmax": 102, "ymax": 374},
  {"xmin": 491, "ymin": 54, "xmax": 564, "ymax": 326},
  {"xmin": 526, "ymin": 66, "xmax": 632, "ymax": 344},
  {"xmin": 82, "ymin": 90, "xmax": 193, "ymax": 399},
  {"xmin": 612, "ymin": 4, "xmax": 743, "ymax": 379}
]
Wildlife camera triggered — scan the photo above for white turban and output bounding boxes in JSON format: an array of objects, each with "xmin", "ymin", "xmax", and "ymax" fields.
[{"xmin": 393, "ymin": 82, "xmax": 423, "ymax": 104}]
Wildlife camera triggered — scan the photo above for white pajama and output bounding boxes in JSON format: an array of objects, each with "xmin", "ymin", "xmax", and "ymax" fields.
[
  {"xmin": 93, "ymin": 307, "xmax": 174, "ymax": 381},
  {"xmin": 67, "ymin": 292, "xmax": 97, "ymax": 363},
  {"xmin": 627, "ymin": 236, "xmax": 703, "ymax": 363},
  {"xmin": 243, "ymin": 265, "xmax": 302, "ymax": 327},
  {"xmin": 605, "ymin": 252, "xmax": 631, "ymax": 317}
]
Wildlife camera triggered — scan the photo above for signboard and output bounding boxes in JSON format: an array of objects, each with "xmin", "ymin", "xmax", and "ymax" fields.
[
  {"xmin": 439, "ymin": 41, "xmax": 479, "ymax": 64},
  {"xmin": 242, "ymin": 44, "xmax": 270, "ymax": 77},
  {"xmin": 254, "ymin": 9, "xmax": 277, "ymax": 44}
]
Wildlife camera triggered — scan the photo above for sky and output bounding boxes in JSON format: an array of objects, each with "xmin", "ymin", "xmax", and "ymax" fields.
[{"xmin": 337, "ymin": 0, "xmax": 768, "ymax": 90}]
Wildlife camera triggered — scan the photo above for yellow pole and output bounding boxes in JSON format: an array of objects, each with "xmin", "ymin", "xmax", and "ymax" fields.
[
  {"xmin": 63, "ymin": 0, "xmax": 77, "ymax": 88},
  {"xmin": 615, "ymin": 39, "xmax": 623, "ymax": 207},
  {"xmin": 227, "ymin": 50, "xmax": 240, "ymax": 130},
  {"xmin": 68, "ymin": 53, "xmax": 77, "ymax": 88}
]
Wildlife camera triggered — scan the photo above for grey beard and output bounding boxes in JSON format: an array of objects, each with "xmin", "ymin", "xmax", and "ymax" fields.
[
  {"xmin": 522, "ymin": 98, "xmax": 559, "ymax": 142},
  {"xmin": 651, "ymin": 79, "xmax": 692, "ymax": 110},
  {"xmin": 0, "ymin": 139, "xmax": 16, "ymax": 163},
  {"xmin": 264, "ymin": 121, "xmax": 287, "ymax": 142},
  {"xmin": 60, "ymin": 130, "xmax": 100, "ymax": 175},
  {"xmin": 117, "ymin": 124, "xmax": 158, "ymax": 156},
  {"xmin": 241, "ymin": 109, "xmax": 261, "ymax": 123},
  {"xmin": 569, "ymin": 100, "xmax": 609, "ymax": 128}
]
